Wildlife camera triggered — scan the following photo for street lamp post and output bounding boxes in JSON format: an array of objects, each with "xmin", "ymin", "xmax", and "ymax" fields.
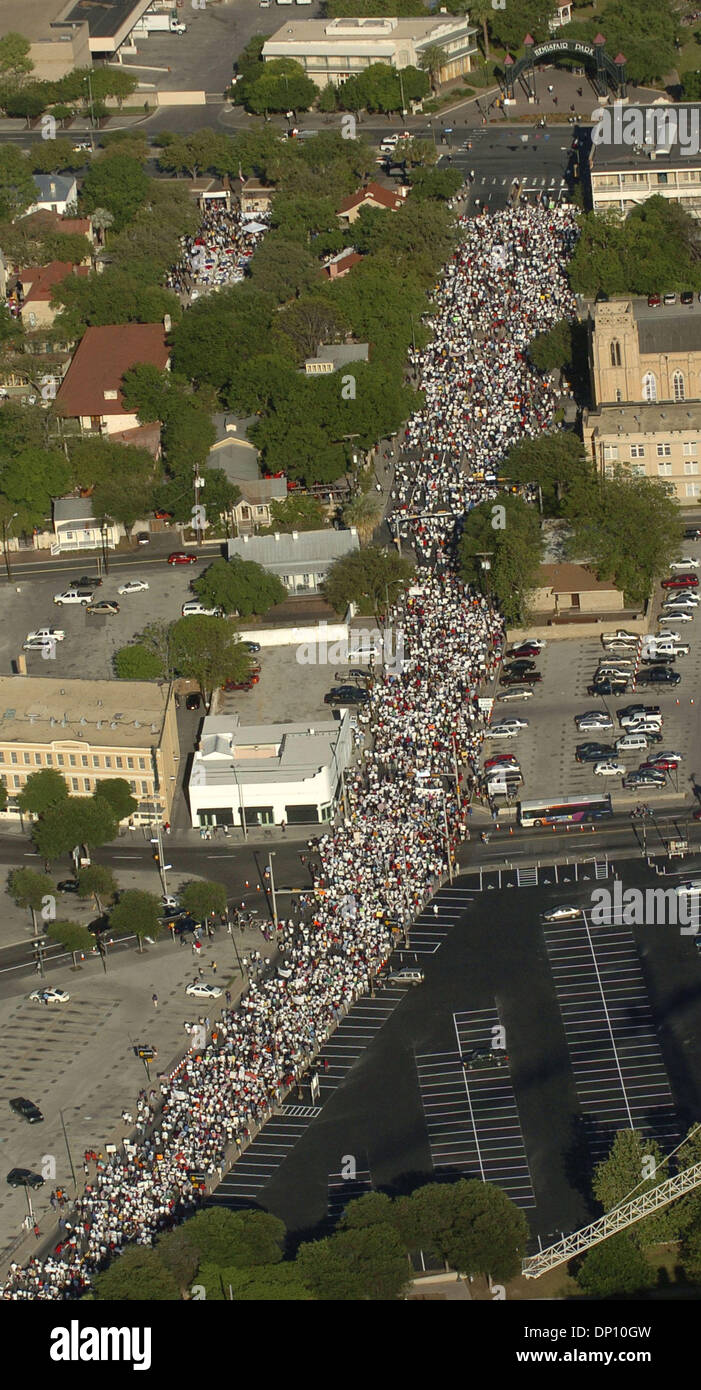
[
  {"xmin": 231, "ymin": 762, "xmax": 248, "ymax": 841},
  {"xmin": 268, "ymin": 851, "xmax": 278, "ymax": 931},
  {"xmin": 59, "ymin": 1108, "xmax": 77, "ymax": 1189}
]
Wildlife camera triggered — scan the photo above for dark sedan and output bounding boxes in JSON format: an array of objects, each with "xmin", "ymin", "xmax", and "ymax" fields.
[
  {"xmin": 500, "ymin": 671, "xmax": 542, "ymax": 687},
  {"xmin": 636, "ymin": 667, "xmax": 681, "ymax": 686},
  {"xmin": 10, "ymin": 1097, "xmax": 43, "ymax": 1124},
  {"xmin": 324, "ymin": 686, "xmax": 371, "ymax": 706},
  {"xmin": 6, "ymin": 1168, "xmax": 44, "ymax": 1190}
]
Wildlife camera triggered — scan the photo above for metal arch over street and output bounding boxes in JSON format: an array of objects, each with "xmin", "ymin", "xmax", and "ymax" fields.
[
  {"xmin": 503, "ymin": 37, "xmax": 627, "ymax": 103},
  {"xmin": 523, "ymin": 1160, "xmax": 701, "ymax": 1278}
]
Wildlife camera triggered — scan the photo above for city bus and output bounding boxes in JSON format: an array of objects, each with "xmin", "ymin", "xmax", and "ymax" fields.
[{"xmin": 517, "ymin": 794, "xmax": 613, "ymax": 828}]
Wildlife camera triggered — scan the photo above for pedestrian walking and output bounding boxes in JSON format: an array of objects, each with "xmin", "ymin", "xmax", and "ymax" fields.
[
  {"xmin": 211, "ymin": 961, "xmax": 218, "ymax": 974},
  {"xmin": 152, "ymin": 993, "xmax": 158, "ymax": 1008}
]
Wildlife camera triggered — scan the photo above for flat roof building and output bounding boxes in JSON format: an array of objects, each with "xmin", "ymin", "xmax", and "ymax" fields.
[
  {"xmin": 226, "ymin": 528, "xmax": 360, "ymax": 595},
  {"xmin": 188, "ymin": 711, "xmax": 352, "ymax": 829},
  {"xmin": 588, "ymin": 103, "xmax": 701, "ymax": 218},
  {"xmin": 0, "ymin": 676, "xmax": 179, "ymax": 825},
  {"xmin": 262, "ymin": 14, "xmax": 478, "ymax": 89}
]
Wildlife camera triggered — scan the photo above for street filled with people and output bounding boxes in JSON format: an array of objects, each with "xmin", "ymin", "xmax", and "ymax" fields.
[{"xmin": 0, "ymin": 203, "xmax": 579, "ymax": 1299}]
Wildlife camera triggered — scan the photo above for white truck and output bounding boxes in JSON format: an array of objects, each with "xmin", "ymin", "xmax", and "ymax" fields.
[{"xmin": 137, "ymin": 12, "xmax": 187, "ymax": 34}]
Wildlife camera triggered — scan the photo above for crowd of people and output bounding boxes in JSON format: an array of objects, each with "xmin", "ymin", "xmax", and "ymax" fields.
[
  {"xmin": 166, "ymin": 199, "xmax": 269, "ymax": 301},
  {"xmin": 0, "ymin": 203, "xmax": 579, "ymax": 1300},
  {"xmin": 392, "ymin": 203, "xmax": 579, "ymax": 564}
]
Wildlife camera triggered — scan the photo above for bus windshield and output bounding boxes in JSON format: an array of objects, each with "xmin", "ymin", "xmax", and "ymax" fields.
[{"xmin": 518, "ymin": 795, "xmax": 613, "ymax": 828}]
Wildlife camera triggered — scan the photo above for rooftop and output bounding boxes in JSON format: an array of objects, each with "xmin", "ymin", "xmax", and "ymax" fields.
[
  {"xmin": 18, "ymin": 261, "xmax": 88, "ymax": 304},
  {"xmin": 190, "ymin": 712, "xmax": 348, "ymax": 789},
  {"xmin": 54, "ymin": 323, "xmax": 170, "ymax": 419},
  {"xmin": 226, "ymin": 528, "xmax": 359, "ymax": 571},
  {"xmin": 305, "ymin": 343, "xmax": 369, "ymax": 371},
  {"xmin": 0, "ymin": 677, "xmax": 171, "ymax": 747},
  {"xmin": 536, "ymin": 562, "xmax": 620, "ymax": 594},
  {"xmin": 590, "ymin": 103, "xmax": 701, "ymax": 170},
  {"xmin": 32, "ymin": 174, "xmax": 76, "ymax": 205},
  {"xmin": 0, "ymin": 0, "xmax": 79, "ymax": 43},
  {"xmin": 264, "ymin": 15, "xmax": 477, "ymax": 47},
  {"xmin": 61, "ymin": 0, "xmax": 149, "ymax": 40},
  {"xmin": 338, "ymin": 182, "xmax": 405, "ymax": 214},
  {"xmin": 586, "ymin": 400, "xmax": 701, "ymax": 432}
]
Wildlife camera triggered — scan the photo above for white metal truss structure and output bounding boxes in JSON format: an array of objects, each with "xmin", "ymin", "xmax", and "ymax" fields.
[{"xmin": 523, "ymin": 1161, "xmax": 701, "ymax": 1278}]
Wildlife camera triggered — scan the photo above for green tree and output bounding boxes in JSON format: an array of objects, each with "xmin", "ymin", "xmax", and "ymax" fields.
[
  {"xmin": 259, "ymin": 494, "xmax": 326, "ymax": 535},
  {"xmin": 488, "ymin": 0, "xmax": 557, "ymax": 51},
  {"xmin": 194, "ymin": 556, "xmax": 286, "ymax": 618},
  {"xmin": 0, "ymin": 445, "xmax": 72, "ymax": 534},
  {"xmin": 564, "ymin": 472, "xmax": 681, "ymax": 607},
  {"xmin": 248, "ymin": 235, "xmax": 319, "ymax": 303},
  {"xmin": 503, "ymin": 433, "xmax": 592, "ymax": 516},
  {"xmin": 155, "ymin": 1227, "xmax": 200, "ymax": 1294},
  {"xmin": 18, "ymin": 767, "xmax": 68, "ymax": 817},
  {"xmin": 4, "ymin": 86, "xmax": 47, "ymax": 125},
  {"xmin": 407, "ymin": 166, "xmax": 463, "ymax": 202},
  {"xmin": 0, "ymin": 145, "xmax": 37, "ymax": 221},
  {"xmin": 52, "ymin": 266, "xmax": 179, "ymax": 339},
  {"xmin": 179, "ymin": 880, "xmax": 228, "ymax": 922},
  {"xmin": 93, "ymin": 1246, "xmax": 180, "ymax": 1301},
  {"xmin": 274, "ymin": 295, "xmax": 347, "ymax": 359},
  {"xmin": 79, "ymin": 153, "xmax": 150, "ymax": 232},
  {"xmin": 399, "ymin": 1180, "xmax": 528, "ymax": 1283},
  {"xmin": 77, "ymin": 864, "xmax": 117, "ymax": 913},
  {"xmin": 324, "ymin": 546, "xmax": 414, "ymax": 619},
  {"xmin": 109, "ymin": 890, "xmax": 162, "ymax": 949},
  {"xmin": 8, "ymin": 867, "xmax": 55, "ymax": 932},
  {"xmin": 0, "ymin": 32, "xmax": 33, "ymax": 88},
  {"xmin": 576, "ymin": 1234, "xmax": 655, "ymax": 1298},
  {"xmin": 94, "ymin": 779, "xmax": 138, "ymax": 823},
  {"xmin": 46, "ymin": 919, "xmax": 95, "ymax": 960},
  {"xmin": 197, "ymin": 1262, "xmax": 314, "ymax": 1300},
  {"xmin": 527, "ymin": 319, "xmax": 574, "ymax": 374},
  {"xmin": 114, "ymin": 642, "xmax": 164, "ymax": 681},
  {"xmin": 341, "ymin": 493, "xmax": 384, "ymax": 545},
  {"xmin": 296, "ymin": 1225, "xmax": 408, "ymax": 1300},
  {"xmin": 459, "ymin": 494, "xmax": 543, "ymax": 626},
  {"xmin": 591, "ymin": 1130, "xmax": 678, "ymax": 1246},
  {"xmin": 680, "ymin": 1222, "xmax": 701, "ymax": 1284},
  {"xmin": 340, "ymin": 1191, "xmax": 398, "ymax": 1231},
  {"xmin": 569, "ymin": 199, "xmax": 701, "ymax": 299},
  {"xmin": 171, "ymin": 615, "xmax": 251, "ymax": 701},
  {"xmin": 183, "ymin": 1208, "xmax": 286, "ymax": 1269},
  {"xmin": 418, "ymin": 44, "xmax": 448, "ymax": 91}
]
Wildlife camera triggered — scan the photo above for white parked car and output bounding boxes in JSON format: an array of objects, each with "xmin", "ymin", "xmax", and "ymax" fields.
[
  {"xmin": 185, "ymin": 982, "xmax": 223, "ymax": 1000},
  {"xmin": 659, "ymin": 612, "xmax": 693, "ymax": 624},
  {"xmin": 181, "ymin": 601, "xmax": 224, "ymax": 618},
  {"xmin": 594, "ymin": 760, "xmax": 626, "ymax": 776},
  {"xmin": 669, "ymin": 558, "xmax": 700, "ymax": 571},
  {"xmin": 53, "ymin": 588, "xmax": 93, "ymax": 606},
  {"xmin": 29, "ymin": 987, "xmax": 69, "ymax": 1004},
  {"xmin": 674, "ymin": 880, "xmax": 701, "ymax": 897},
  {"xmin": 542, "ymin": 905, "xmax": 582, "ymax": 922},
  {"xmin": 496, "ymin": 686, "xmax": 533, "ymax": 702},
  {"xmin": 117, "ymin": 580, "xmax": 150, "ymax": 595},
  {"xmin": 26, "ymin": 628, "xmax": 65, "ymax": 644},
  {"xmin": 162, "ymin": 894, "xmax": 180, "ymax": 911}
]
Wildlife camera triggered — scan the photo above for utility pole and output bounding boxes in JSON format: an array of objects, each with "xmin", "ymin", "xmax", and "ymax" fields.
[
  {"xmin": 267, "ymin": 851, "xmax": 278, "ymax": 931},
  {"xmin": 59, "ymin": 1108, "xmax": 77, "ymax": 1189},
  {"xmin": 231, "ymin": 762, "xmax": 248, "ymax": 841},
  {"xmin": 85, "ymin": 71, "xmax": 96, "ymax": 151},
  {"xmin": 451, "ymin": 732, "xmax": 461, "ymax": 797},
  {"xmin": 442, "ymin": 787, "xmax": 454, "ymax": 884},
  {"xmin": 2, "ymin": 511, "xmax": 18, "ymax": 582},
  {"xmin": 150, "ymin": 817, "xmax": 170, "ymax": 897}
]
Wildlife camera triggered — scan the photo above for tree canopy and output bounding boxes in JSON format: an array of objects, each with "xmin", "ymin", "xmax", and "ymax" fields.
[
  {"xmin": 458, "ymin": 494, "xmax": 543, "ymax": 626},
  {"xmin": 323, "ymin": 546, "xmax": 414, "ymax": 618},
  {"xmin": 563, "ymin": 471, "xmax": 681, "ymax": 606},
  {"xmin": 568, "ymin": 199, "xmax": 701, "ymax": 299},
  {"xmin": 194, "ymin": 556, "xmax": 286, "ymax": 618}
]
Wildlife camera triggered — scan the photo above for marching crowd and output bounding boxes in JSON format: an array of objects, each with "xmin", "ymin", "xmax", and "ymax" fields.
[
  {"xmin": 167, "ymin": 200, "xmax": 269, "ymax": 301},
  {"xmin": 0, "ymin": 203, "xmax": 578, "ymax": 1299},
  {"xmin": 393, "ymin": 203, "xmax": 579, "ymax": 564}
]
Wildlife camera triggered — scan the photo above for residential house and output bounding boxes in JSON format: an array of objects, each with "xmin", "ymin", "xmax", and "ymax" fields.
[
  {"xmin": 54, "ymin": 322, "xmax": 170, "ymax": 435},
  {"xmin": 530, "ymin": 562, "xmax": 626, "ymax": 622},
  {"xmin": 240, "ymin": 180, "xmax": 275, "ymax": 217},
  {"xmin": 323, "ymin": 248, "xmax": 362, "ymax": 280},
  {"xmin": 26, "ymin": 174, "xmax": 78, "ymax": 218},
  {"xmin": 16, "ymin": 261, "xmax": 89, "ymax": 330},
  {"xmin": 226, "ymin": 528, "xmax": 360, "ymax": 595},
  {"xmin": 304, "ymin": 343, "xmax": 369, "ymax": 375},
  {"xmin": 338, "ymin": 181, "xmax": 408, "ymax": 225}
]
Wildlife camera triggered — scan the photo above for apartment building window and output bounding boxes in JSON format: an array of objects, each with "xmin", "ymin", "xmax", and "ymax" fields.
[
  {"xmin": 683, "ymin": 441, "xmax": 697, "ymax": 456},
  {"xmin": 658, "ymin": 461, "xmax": 673, "ymax": 477},
  {"xmin": 630, "ymin": 444, "xmax": 645, "ymax": 458},
  {"xmin": 127, "ymin": 757, "xmax": 134, "ymax": 769},
  {"xmin": 23, "ymin": 752, "xmax": 30, "ymax": 764},
  {"xmin": 46, "ymin": 754, "xmax": 52, "ymax": 765},
  {"xmin": 686, "ymin": 482, "xmax": 701, "ymax": 497},
  {"xmin": 603, "ymin": 464, "xmax": 614, "ymax": 479},
  {"xmin": 116, "ymin": 757, "xmax": 123, "ymax": 769},
  {"xmin": 615, "ymin": 389, "xmax": 623, "ymax": 402},
  {"xmin": 643, "ymin": 372, "xmax": 657, "ymax": 401},
  {"xmin": 630, "ymin": 464, "xmax": 646, "ymax": 477},
  {"xmin": 13, "ymin": 776, "xmax": 20, "ymax": 788},
  {"xmin": 84, "ymin": 779, "xmax": 91, "ymax": 792},
  {"xmin": 34, "ymin": 753, "xmax": 41, "ymax": 765},
  {"xmin": 69, "ymin": 754, "xmax": 76, "ymax": 767},
  {"xmin": 138, "ymin": 759, "xmax": 145, "ymax": 770},
  {"xmin": 610, "ymin": 340, "xmax": 622, "ymax": 367},
  {"xmin": 57, "ymin": 754, "xmax": 64, "ymax": 765},
  {"xmin": 82, "ymin": 755, "xmax": 88, "ymax": 767},
  {"xmin": 656, "ymin": 443, "xmax": 672, "ymax": 457},
  {"xmin": 130, "ymin": 781, "xmax": 137, "ymax": 792},
  {"xmin": 685, "ymin": 460, "xmax": 699, "ymax": 475},
  {"xmin": 0, "ymin": 752, "xmax": 4, "ymax": 762},
  {"xmin": 141, "ymin": 782, "xmax": 149, "ymax": 795},
  {"xmin": 71, "ymin": 778, "xmax": 79, "ymax": 791},
  {"xmin": 603, "ymin": 444, "xmax": 618, "ymax": 461},
  {"xmin": 105, "ymin": 756, "xmax": 112, "ymax": 768},
  {"xmin": 92, "ymin": 756, "xmax": 99, "ymax": 768},
  {"xmin": 673, "ymin": 371, "xmax": 686, "ymax": 401}
]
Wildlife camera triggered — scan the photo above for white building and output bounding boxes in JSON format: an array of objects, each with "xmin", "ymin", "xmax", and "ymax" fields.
[
  {"xmin": 262, "ymin": 15, "xmax": 478, "ymax": 89},
  {"xmin": 26, "ymin": 174, "xmax": 78, "ymax": 217},
  {"xmin": 226, "ymin": 528, "xmax": 360, "ymax": 596},
  {"xmin": 188, "ymin": 712, "xmax": 352, "ymax": 830}
]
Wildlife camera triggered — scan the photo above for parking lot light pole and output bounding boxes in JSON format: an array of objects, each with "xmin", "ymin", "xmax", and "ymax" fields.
[{"xmin": 59, "ymin": 1108, "xmax": 77, "ymax": 1189}]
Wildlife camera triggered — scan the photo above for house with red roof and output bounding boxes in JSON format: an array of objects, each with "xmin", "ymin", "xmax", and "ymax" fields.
[
  {"xmin": 54, "ymin": 323, "xmax": 170, "ymax": 436},
  {"xmin": 337, "ymin": 181, "xmax": 408, "ymax": 225},
  {"xmin": 17, "ymin": 261, "xmax": 89, "ymax": 330}
]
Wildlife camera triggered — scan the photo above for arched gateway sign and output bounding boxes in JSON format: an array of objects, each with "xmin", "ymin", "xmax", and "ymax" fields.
[{"xmin": 503, "ymin": 36, "xmax": 627, "ymax": 102}]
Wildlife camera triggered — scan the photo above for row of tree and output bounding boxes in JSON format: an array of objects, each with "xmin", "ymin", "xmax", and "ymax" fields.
[
  {"xmin": 91, "ymin": 1178, "xmax": 529, "ymax": 1300},
  {"xmin": 0, "ymin": 32, "xmax": 138, "ymax": 124}
]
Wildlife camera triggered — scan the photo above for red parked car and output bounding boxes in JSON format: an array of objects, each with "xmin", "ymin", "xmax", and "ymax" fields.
[
  {"xmin": 168, "ymin": 552, "xmax": 198, "ymax": 566},
  {"xmin": 222, "ymin": 675, "xmax": 260, "ymax": 691},
  {"xmin": 661, "ymin": 573, "xmax": 699, "ymax": 589},
  {"xmin": 484, "ymin": 754, "xmax": 520, "ymax": 771},
  {"xmin": 154, "ymin": 509, "xmax": 173, "ymax": 520}
]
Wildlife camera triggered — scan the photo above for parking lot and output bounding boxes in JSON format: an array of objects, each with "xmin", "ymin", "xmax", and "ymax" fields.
[
  {"xmin": 0, "ymin": 547, "xmax": 220, "ymax": 682},
  {"xmin": 485, "ymin": 554, "xmax": 701, "ymax": 809}
]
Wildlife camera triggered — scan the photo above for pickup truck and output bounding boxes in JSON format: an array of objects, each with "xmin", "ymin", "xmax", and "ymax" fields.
[{"xmin": 53, "ymin": 588, "xmax": 94, "ymax": 606}]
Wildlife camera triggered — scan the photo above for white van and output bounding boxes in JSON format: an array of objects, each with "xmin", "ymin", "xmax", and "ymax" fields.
[{"xmin": 615, "ymin": 733, "xmax": 651, "ymax": 753}]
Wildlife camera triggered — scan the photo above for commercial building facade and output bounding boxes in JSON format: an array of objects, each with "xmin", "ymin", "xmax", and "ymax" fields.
[
  {"xmin": 262, "ymin": 15, "xmax": 478, "ymax": 89},
  {"xmin": 0, "ymin": 677, "xmax": 179, "ymax": 826}
]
